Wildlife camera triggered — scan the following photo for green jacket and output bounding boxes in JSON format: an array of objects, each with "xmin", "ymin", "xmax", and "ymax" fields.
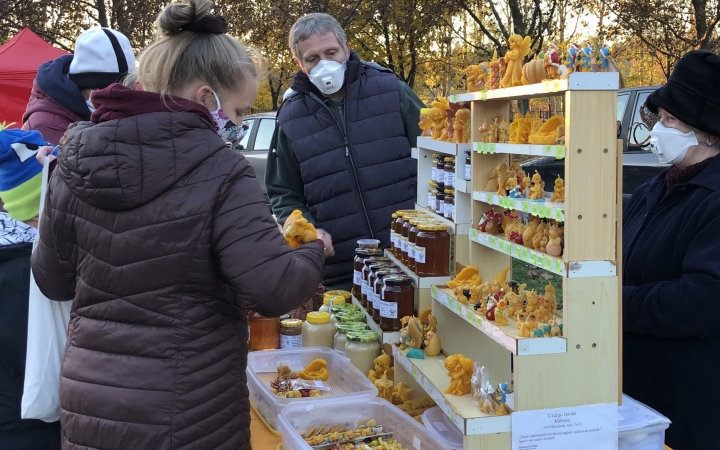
[{"xmin": 265, "ymin": 80, "xmax": 424, "ymax": 226}]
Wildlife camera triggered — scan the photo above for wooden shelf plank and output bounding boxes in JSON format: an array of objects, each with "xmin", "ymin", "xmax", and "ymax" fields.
[
  {"xmin": 469, "ymin": 230, "xmax": 616, "ymax": 278},
  {"xmin": 350, "ymin": 296, "xmax": 401, "ymax": 344},
  {"xmin": 473, "ymin": 142, "xmax": 566, "ymax": 159},
  {"xmin": 392, "ymin": 346, "xmax": 512, "ymax": 435},
  {"xmin": 417, "ymin": 136, "xmax": 471, "ymax": 156},
  {"xmin": 450, "ymin": 72, "xmax": 620, "ymax": 103},
  {"xmin": 455, "ymin": 178, "xmax": 473, "ymax": 194},
  {"xmin": 413, "ymin": 204, "xmax": 471, "ymax": 233},
  {"xmin": 432, "ymin": 286, "xmax": 566, "ymax": 356},
  {"xmin": 473, "ymin": 190, "xmax": 565, "ymax": 222},
  {"xmin": 383, "ymin": 250, "xmax": 451, "ymax": 289}
]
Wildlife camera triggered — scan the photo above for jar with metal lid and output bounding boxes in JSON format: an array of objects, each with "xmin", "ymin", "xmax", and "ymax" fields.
[
  {"xmin": 427, "ymin": 182, "xmax": 438, "ymax": 211},
  {"xmin": 248, "ymin": 312, "xmax": 280, "ymax": 351},
  {"xmin": 390, "ymin": 213, "xmax": 399, "ymax": 255},
  {"xmin": 379, "ymin": 275, "xmax": 415, "ymax": 332},
  {"xmin": 326, "ymin": 290, "xmax": 352, "ymax": 302},
  {"xmin": 407, "ymin": 218, "xmax": 429, "ymax": 272},
  {"xmin": 400, "ymin": 213, "xmax": 420, "ymax": 265},
  {"xmin": 431, "ymin": 153, "xmax": 440, "ymax": 182},
  {"xmin": 444, "ymin": 189, "xmax": 455, "ymax": 221},
  {"xmin": 392, "ymin": 211, "xmax": 414, "ymax": 257},
  {"xmin": 356, "ymin": 239, "xmax": 381, "ymax": 249},
  {"xmin": 345, "ymin": 330, "xmax": 381, "ymax": 375},
  {"xmin": 415, "ymin": 223, "xmax": 451, "ymax": 276},
  {"xmin": 334, "ymin": 322, "xmax": 369, "ymax": 355},
  {"xmin": 319, "ymin": 293, "xmax": 346, "ymax": 313},
  {"xmin": 335, "ymin": 311, "xmax": 366, "ymax": 325},
  {"xmin": 368, "ymin": 262, "xmax": 396, "ymax": 313},
  {"xmin": 444, "ymin": 157, "xmax": 455, "ymax": 188},
  {"xmin": 329, "ymin": 303, "xmax": 361, "ymax": 326},
  {"xmin": 362, "ymin": 257, "xmax": 391, "ymax": 307},
  {"xmin": 435, "ymin": 187, "xmax": 446, "ymax": 217},
  {"xmin": 465, "ymin": 151, "xmax": 472, "ymax": 181},
  {"xmin": 302, "ymin": 311, "xmax": 335, "ymax": 348},
  {"xmin": 372, "ymin": 269, "xmax": 403, "ymax": 322},
  {"xmin": 353, "ymin": 249, "xmax": 382, "ymax": 299},
  {"xmin": 437, "ymin": 157, "xmax": 446, "ymax": 181},
  {"xmin": 279, "ymin": 318, "xmax": 303, "ymax": 349}
]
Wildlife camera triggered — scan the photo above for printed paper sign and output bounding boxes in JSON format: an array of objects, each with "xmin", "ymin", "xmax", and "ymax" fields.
[{"xmin": 512, "ymin": 403, "xmax": 617, "ymax": 450}]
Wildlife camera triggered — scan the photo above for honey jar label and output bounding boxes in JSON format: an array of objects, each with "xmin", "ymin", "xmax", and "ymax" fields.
[
  {"xmin": 408, "ymin": 243, "xmax": 417, "ymax": 260},
  {"xmin": 353, "ymin": 270, "xmax": 362, "ymax": 286},
  {"xmin": 415, "ymin": 246, "xmax": 427, "ymax": 263}
]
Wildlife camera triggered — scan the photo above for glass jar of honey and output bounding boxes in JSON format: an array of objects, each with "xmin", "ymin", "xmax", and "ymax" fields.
[
  {"xmin": 428, "ymin": 181, "xmax": 437, "ymax": 211},
  {"xmin": 379, "ymin": 275, "xmax": 415, "ymax": 332},
  {"xmin": 408, "ymin": 218, "xmax": 430, "ymax": 272},
  {"xmin": 415, "ymin": 223, "xmax": 451, "ymax": 276},
  {"xmin": 444, "ymin": 157, "xmax": 455, "ymax": 189},
  {"xmin": 392, "ymin": 210, "xmax": 415, "ymax": 258},
  {"xmin": 444, "ymin": 189, "xmax": 455, "ymax": 221},
  {"xmin": 353, "ymin": 249, "xmax": 382, "ymax": 299},
  {"xmin": 367, "ymin": 262, "xmax": 396, "ymax": 312},
  {"xmin": 362, "ymin": 257, "xmax": 390, "ymax": 307},
  {"xmin": 435, "ymin": 187, "xmax": 446, "ymax": 217},
  {"xmin": 372, "ymin": 269, "xmax": 404, "ymax": 323},
  {"xmin": 400, "ymin": 213, "xmax": 421, "ymax": 265},
  {"xmin": 248, "ymin": 311, "xmax": 280, "ymax": 351},
  {"xmin": 431, "ymin": 153, "xmax": 440, "ymax": 183},
  {"xmin": 279, "ymin": 318, "xmax": 303, "ymax": 349},
  {"xmin": 465, "ymin": 151, "xmax": 472, "ymax": 181}
]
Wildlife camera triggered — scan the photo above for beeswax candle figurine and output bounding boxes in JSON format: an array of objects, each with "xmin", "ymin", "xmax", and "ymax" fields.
[
  {"xmin": 495, "ymin": 299, "xmax": 509, "ymax": 326},
  {"xmin": 495, "ymin": 383, "xmax": 510, "ymax": 415},
  {"xmin": 500, "ymin": 34, "xmax": 532, "ymax": 88},
  {"xmin": 444, "ymin": 354, "xmax": 474, "ymax": 396},
  {"xmin": 418, "ymin": 108, "xmax": 433, "ymax": 136},
  {"xmin": 479, "ymin": 119, "xmax": 491, "ymax": 143},
  {"xmin": 529, "ymin": 170, "xmax": 544, "ymax": 200},
  {"xmin": 562, "ymin": 43, "xmax": 579, "ymax": 77},
  {"xmin": 454, "ymin": 108, "xmax": 471, "ymax": 143},
  {"xmin": 550, "ymin": 175, "xmax": 565, "ymax": 203}
]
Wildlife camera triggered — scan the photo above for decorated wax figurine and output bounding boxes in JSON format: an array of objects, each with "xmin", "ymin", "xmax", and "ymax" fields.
[
  {"xmin": 479, "ymin": 119, "xmax": 491, "ymax": 143},
  {"xmin": 488, "ymin": 116, "xmax": 500, "ymax": 143},
  {"xmin": 488, "ymin": 51, "xmax": 501, "ymax": 90},
  {"xmin": 508, "ymin": 185, "xmax": 522, "ymax": 198},
  {"xmin": 546, "ymin": 224, "xmax": 563, "ymax": 257},
  {"xmin": 369, "ymin": 351, "xmax": 394, "ymax": 382},
  {"xmin": 549, "ymin": 175, "xmax": 565, "ymax": 203},
  {"xmin": 500, "ymin": 34, "xmax": 532, "ymax": 88},
  {"xmin": 526, "ymin": 312, "xmax": 539, "ymax": 331},
  {"xmin": 533, "ymin": 221, "xmax": 549, "ymax": 252},
  {"xmin": 424, "ymin": 330, "xmax": 442, "ymax": 357},
  {"xmin": 496, "ymin": 162, "xmax": 509, "ymax": 195},
  {"xmin": 498, "ymin": 116, "xmax": 510, "ymax": 143},
  {"xmin": 518, "ymin": 320, "xmax": 532, "ymax": 337},
  {"xmin": 495, "ymin": 299, "xmax": 508, "ymax": 326},
  {"xmin": 485, "ymin": 297, "xmax": 496, "ymax": 321},
  {"xmin": 543, "ymin": 42, "xmax": 566, "ymax": 79},
  {"xmin": 464, "ymin": 64, "xmax": 487, "ymax": 92},
  {"xmin": 495, "ymin": 383, "xmax": 510, "ymax": 415},
  {"xmin": 528, "ymin": 114, "xmax": 565, "ymax": 145},
  {"xmin": 477, "ymin": 207, "xmax": 495, "ymax": 233},
  {"xmin": 505, "ymin": 292, "xmax": 523, "ymax": 318},
  {"xmin": 444, "ymin": 354, "xmax": 474, "ymax": 396},
  {"xmin": 538, "ymin": 296, "xmax": 554, "ymax": 323},
  {"xmin": 454, "ymin": 108, "xmax": 471, "ymax": 144},
  {"xmin": 598, "ymin": 45, "xmax": 610, "ymax": 71},
  {"xmin": 575, "ymin": 41, "xmax": 593, "ymax": 72},
  {"xmin": 428, "ymin": 106, "xmax": 447, "ymax": 141},
  {"xmin": 544, "ymin": 283, "xmax": 558, "ymax": 311},
  {"xmin": 418, "ymin": 108, "xmax": 433, "ymax": 136},
  {"xmin": 529, "ymin": 171, "xmax": 544, "ymax": 200},
  {"xmin": 525, "ymin": 290, "xmax": 539, "ymax": 314},
  {"xmin": 562, "ymin": 43, "xmax": 579, "ymax": 76},
  {"xmin": 533, "ymin": 327, "xmax": 545, "ymax": 338},
  {"xmin": 507, "ymin": 112, "xmax": 523, "ymax": 143},
  {"xmin": 419, "ymin": 308, "xmax": 438, "ymax": 334},
  {"xmin": 550, "ymin": 319, "xmax": 563, "ymax": 337}
]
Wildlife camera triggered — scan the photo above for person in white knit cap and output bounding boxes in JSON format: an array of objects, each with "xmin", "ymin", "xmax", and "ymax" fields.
[{"xmin": 22, "ymin": 27, "xmax": 136, "ymax": 145}]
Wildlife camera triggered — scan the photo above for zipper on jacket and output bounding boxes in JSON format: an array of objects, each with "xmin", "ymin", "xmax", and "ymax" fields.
[{"xmin": 309, "ymin": 93, "xmax": 375, "ymax": 239}]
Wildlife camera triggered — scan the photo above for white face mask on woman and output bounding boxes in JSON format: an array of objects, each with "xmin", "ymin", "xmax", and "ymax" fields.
[{"xmin": 649, "ymin": 122, "xmax": 698, "ymax": 165}]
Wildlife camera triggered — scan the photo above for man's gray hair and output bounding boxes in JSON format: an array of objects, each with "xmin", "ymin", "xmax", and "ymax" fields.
[{"xmin": 288, "ymin": 13, "xmax": 347, "ymax": 59}]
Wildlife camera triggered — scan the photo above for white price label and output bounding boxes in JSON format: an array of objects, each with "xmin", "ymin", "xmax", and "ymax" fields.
[
  {"xmin": 428, "ymin": 193, "xmax": 435, "ymax": 209},
  {"xmin": 415, "ymin": 246, "xmax": 426, "ymax": 263},
  {"xmin": 444, "ymin": 204, "xmax": 454, "ymax": 220},
  {"xmin": 361, "ymin": 279, "xmax": 369, "ymax": 296},
  {"xmin": 280, "ymin": 334, "xmax": 302, "ymax": 349},
  {"xmin": 445, "ymin": 171, "xmax": 454, "ymax": 187},
  {"xmin": 431, "ymin": 167, "xmax": 437, "ymax": 183},
  {"xmin": 353, "ymin": 270, "xmax": 362, "ymax": 286},
  {"xmin": 409, "ymin": 243, "xmax": 417, "ymax": 260},
  {"xmin": 401, "ymin": 236, "xmax": 409, "ymax": 252},
  {"xmin": 437, "ymin": 202, "xmax": 445, "ymax": 216}
]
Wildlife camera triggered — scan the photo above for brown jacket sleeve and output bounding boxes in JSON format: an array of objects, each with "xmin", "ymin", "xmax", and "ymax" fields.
[
  {"xmin": 212, "ymin": 158, "xmax": 324, "ymax": 316},
  {"xmin": 31, "ymin": 188, "xmax": 75, "ymax": 301}
]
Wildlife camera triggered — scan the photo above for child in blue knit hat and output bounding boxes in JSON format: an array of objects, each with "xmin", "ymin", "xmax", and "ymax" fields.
[{"xmin": 0, "ymin": 127, "xmax": 61, "ymax": 450}]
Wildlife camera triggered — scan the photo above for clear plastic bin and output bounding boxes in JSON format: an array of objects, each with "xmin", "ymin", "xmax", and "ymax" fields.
[
  {"xmin": 619, "ymin": 394, "xmax": 671, "ymax": 450},
  {"xmin": 422, "ymin": 406, "xmax": 464, "ymax": 450},
  {"xmin": 246, "ymin": 347, "xmax": 377, "ymax": 431},
  {"xmin": 278, "ymin": 397, "xmax": 446, "ymax": 450}
]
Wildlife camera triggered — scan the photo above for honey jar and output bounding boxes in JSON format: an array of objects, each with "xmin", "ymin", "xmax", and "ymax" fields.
[
  {"xmin": 353, "ymin": 248, "xmax": 382, "ymax": 299},
  {"xmin": 444, "ymin": 157, "xmax": 455, "ymax": 189},
  {"xmin": 372, "ymin": 269, "xmax": 404, "ymax": 323},
  {"xmin": 415, "ymin": 223, "xmax": 451, "ymax": 276},
  {"xmin": 379, "ymin": 275, "xmax": 415, "ymax": 332},
  {"xmin": 444, "ymin": 189, "xmax": 455, "ymax": 221}
]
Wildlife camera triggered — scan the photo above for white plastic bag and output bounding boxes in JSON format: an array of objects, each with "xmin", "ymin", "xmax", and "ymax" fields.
[{"xmin": 21, "ymin": 155, "xmax": 72, "ymax": 422}]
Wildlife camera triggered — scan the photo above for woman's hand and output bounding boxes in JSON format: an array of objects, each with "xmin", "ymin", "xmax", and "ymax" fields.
[
  {"xmin": 315, "ymin": 228, "xmax": 335, "ymax": 258},
  {"xmin": 36, "ymin": 146, "xmax": 56, "ymax": 165}
]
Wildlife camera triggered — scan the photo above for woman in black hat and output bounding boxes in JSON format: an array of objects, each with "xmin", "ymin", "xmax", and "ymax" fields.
[{"xmin": 623, "ymin": 50, "xmax": 720, "ymax": 450}]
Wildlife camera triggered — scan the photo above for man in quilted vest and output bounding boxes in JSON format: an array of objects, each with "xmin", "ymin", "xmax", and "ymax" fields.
[{"xmin": 266, "ymin": 13, "xmax": 423, "ymax": 289}]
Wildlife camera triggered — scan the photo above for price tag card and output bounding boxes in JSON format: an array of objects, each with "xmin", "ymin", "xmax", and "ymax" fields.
[
  {"xmin": 467, "ymin": 309, "xmax": 474, "ymax": 322},
  {"xmin": 554, "ymin": 259, "xmax": 563, "ymax": 274},
  {"xmin": 456, "ymin": 302, "xmax": 462, "ymax": 314},
  {"xmin": 522, "ymin": 202, "xmax": 530, "ymax": 213},
  {"xmin": 431, "ymin": 285, "xmax": 438, "ymax": 298},
  {"xmin": 485, "ymin": 193, "xmax": 493, "ymax": 203},
  {"xmin": 490, "ymin": 236, "xmax": 497, "ymax": 247},
  {"xmin": 556, "ymin": 145, "xmax": 565, "ymax": 159},
  {"xmin": 555, "ymin": 208, "xmax": 564, "ymax": 221},
  {"xmin": 545, "ymin": 145, "xmax": 553, "ymax": 155},
  {"xmin": 451, "ymin": 94, "xmax": 459, "ymax": 103},
  {"xmin": 521, "ymin": 247, "xmax": 529, "ymax": 262},
  {"xmin": 412, "ymin": 366, "xmax": 418, "ymax": 380},
  {"xmin": 544, "ymin": 255, "xmax": 552, "ymax": 270},
  {"xmin": 512, "ymin": 403, "xmax": 617, "ymax": 450},
  {"xmin": 481, "ymin": 91, "xmax": 487, "ymax": 101},
  {"xmin": 489, "ymin": 143, "xmax": 496, "ymax": 154},
  {"xmin": 529, "ymin": 252, "xmax": 537, "ymax": 265},
  {"xmin": 470, "ymin": 229, "xmax": 478, "ymax": 241},
  {"xmin": 505, "ymin": 241, "xmax": 512, "ymax": 253},
  {"xmin": 532, "ymin": 203, "xmax": 540, "ymax": 215}
]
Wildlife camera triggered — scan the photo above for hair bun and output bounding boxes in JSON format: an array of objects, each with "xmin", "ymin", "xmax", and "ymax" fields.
[{"xmin": 156, "ymin": 0, "xmax": 213, "ymax": 36}]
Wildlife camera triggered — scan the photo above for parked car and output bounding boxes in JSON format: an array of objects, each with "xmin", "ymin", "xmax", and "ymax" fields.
[
  {"xmin": 235, "ymin": 112, "xmax": 276, "ymax": 203},
  {"xmin": 521, "ymin": 86, "xmax": 666, "ymax": 206}
]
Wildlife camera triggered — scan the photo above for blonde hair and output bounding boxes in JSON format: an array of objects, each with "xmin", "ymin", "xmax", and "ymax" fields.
[{"xmin": 126, "ymin": 0, "xmax": 264, "ymax": 97}]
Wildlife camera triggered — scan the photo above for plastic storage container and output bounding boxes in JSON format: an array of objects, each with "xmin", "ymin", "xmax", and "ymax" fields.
[
  {"xmin": 247, "ymin": 347, "xmax": 377, "ymax": 431},
  {"xmin": 278, "ymin": 397, "xmax": 446, "ymax": 450},
  {"xmin": 422, "ymin": 406, "xmax": 464, "ymax": 450},
  {"xmin": 618, "ymin": 394, "xmax": 671, "ymax": 450}
]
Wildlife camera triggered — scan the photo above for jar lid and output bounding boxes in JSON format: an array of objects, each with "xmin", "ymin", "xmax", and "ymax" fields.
[
  {"xmin": 356, "ymin": 248, "xmax": 383, "ymax": 257},
  {"xmin": 347, "ymin": 330, "xmax": 380, "ymax": 342},
  {"xmin": 306, "ymin": 311, "xmax": 331, "ymax": 324},
  {"xmin": 409, "ymin": 218, "xmax": 430, "ymax": 226},
  {"xmin": 444, "ymin": 157, "xmax": 455, "ymax": 162},
  {"xmin": 323, "ymin": 294, "xmax": 346, "ymax": 306},
  {"xmin": 395, "ymin": 209, "xmax": 416, "ymax": 215},
  {"xmin": 281, "ymin": 318, "xmax": 303, "ymax": 328},
  {"xmin": 432, "ymin": 153, "xmax": 439, "ymax": 158},
  {"xmin": 466, "ymin": 150, "xmax": 471, "ymax": 156},
  {"xmin": 400, "ymin": 212, "xmax": 420, "ymax": 220},
  {"xmin": 357, "ymin": 239, "xmax": 381, "ymax": 249},
  {"xmin": 337, "ymin": 322, "xmax": 369, "ymax": 333},
  {"xmin": 330, "ymin": 304, "xmax": 360, "ymax": 314},
  {"xmin": 444, "ymin": 189, "xmax": 455, "ymax": 195},
  {"xmin": 418, "ymin": 223, "xmax": 449, "ymax": 231},
  {"xmin": 370, "ymin": 262, "xmax": 396, "ymax": 272},
  {"xmin": 364, "ymin": 257, "xmax": 390, "ymax": 267},
  {"xmin": 384, "ymin": 275, "xmax": 414, "ymax": 286},
  {"xmin": 335, "ymin": 312, "xmax": 366, "ymax": 323},
  {"xmin": 428, "ymin": 180, "xmax": 437, "ymax": 187},
  {"xmin": 377, "ymin": 268, "xmax": 404, "ymax": 279},
  {"xmin": 326, "ymin": 290, "xmax": 352, "ymax": 300}
]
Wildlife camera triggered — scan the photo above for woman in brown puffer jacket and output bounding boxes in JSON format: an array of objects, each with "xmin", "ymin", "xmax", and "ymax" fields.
[{"xmin": 30, "ymin": 1, "xmax": 331, "ymax": 449}]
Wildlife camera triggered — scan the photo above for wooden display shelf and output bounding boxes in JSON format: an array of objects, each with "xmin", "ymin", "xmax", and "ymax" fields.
[
  {"xmin": 350, "ymin": 295, "xmax": 401, "ymax": 344},
  {"xmin": 413, "ymin": 204, "xmax": 471, "ymax": 233},
  {"xmin": 473, "ymin": 190, "xmax": 565, "ymax": 222},
  {"xmin": 469, "ymin": 229, "xmax": 616, "ymax": 278},
  {"xmin": 474, "ymin": 142, "xmax": 566, "ymax": 159},
  {"xmin": 450, "ymin": 72, "xmax": 620, "ymax": 103},
  {"xmin": 455, "ymin": 178, "xmax": 473, "ymax": 194},
  {"xmin": 383, "ymin": 250, "xmax": 452, "ymax": 289},
  {"xmin": 432, "ymin": 286, "xmax": 566, "ymax": 355},
  {"xmin": 411, "ymin": 147, "xmax": 419, "ymax": 159},
  {"xmin": 392, "ymin": 346, "xmax": 512, "ymax": 435},
  {"xmin": 417, "ymin": 136, "xmax": 472, "ymax": 156}
]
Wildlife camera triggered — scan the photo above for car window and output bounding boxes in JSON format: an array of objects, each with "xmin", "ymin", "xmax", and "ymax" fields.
[
  {"xmin": 236, "ymin": 118, "xmax": 256, "ymax": 151},
  {"xmin": 617, "ymin": 92, "xmax": 629, "ymax": 139},
  {"xmin": 627, "ymin": 91, "xmax": 653, "ymax": 152},
  {"xmin": 253, "ymin": 118, "xmax": 275, "ymax": 151}
]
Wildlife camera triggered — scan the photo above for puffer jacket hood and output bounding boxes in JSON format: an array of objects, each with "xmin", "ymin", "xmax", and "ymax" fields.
[{"xmin": 59, "ymin": 83, "xmax": 221, "ymax": 210}]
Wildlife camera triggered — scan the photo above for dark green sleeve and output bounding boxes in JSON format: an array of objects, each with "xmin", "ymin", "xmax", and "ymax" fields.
[
  {"xmin": 399, "ymin": 81, "xmax": 425, "ymax": 147},
  {"xmin": 265, "ymin": 125, "xmax": 317, "ymax": 226}
]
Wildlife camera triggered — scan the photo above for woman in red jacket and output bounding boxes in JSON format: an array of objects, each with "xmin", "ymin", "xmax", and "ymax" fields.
[{"xmin": 30, "ymin": 1, "xmax": 331, "ymax": 449}]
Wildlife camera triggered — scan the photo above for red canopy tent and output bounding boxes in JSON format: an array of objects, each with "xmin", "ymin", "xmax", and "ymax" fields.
[{"xmin": 0, "ymin": 28, "xmax": 68, "ymax": 127}]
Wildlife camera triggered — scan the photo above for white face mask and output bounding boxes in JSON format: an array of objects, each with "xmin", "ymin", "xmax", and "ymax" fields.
[
  {"xmin": 649, "ymin": 122, "xmax": 698, "ymax": 165},
  {"xmin": 308, "ymin": 59, "xmax": 346, "ymax": 95}
]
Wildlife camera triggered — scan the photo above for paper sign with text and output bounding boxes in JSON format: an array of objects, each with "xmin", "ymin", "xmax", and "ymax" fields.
[{"xmin": 512, "ymin": 403, "xmax": 617, "ymax": 450}]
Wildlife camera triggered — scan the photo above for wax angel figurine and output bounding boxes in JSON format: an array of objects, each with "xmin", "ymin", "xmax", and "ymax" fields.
[{"xmin": 500, "ymin": 34, "xmax": 532, "ymax": 88}]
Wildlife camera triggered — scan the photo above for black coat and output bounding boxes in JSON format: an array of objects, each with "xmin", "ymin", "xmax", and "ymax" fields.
[
  {"xmin": 623, "ymin": 155, "xmax": 720, "ymax": 450},
  {"xmin": 0, "ymin": 239, "xmax": 60, "ymax": 450}
]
